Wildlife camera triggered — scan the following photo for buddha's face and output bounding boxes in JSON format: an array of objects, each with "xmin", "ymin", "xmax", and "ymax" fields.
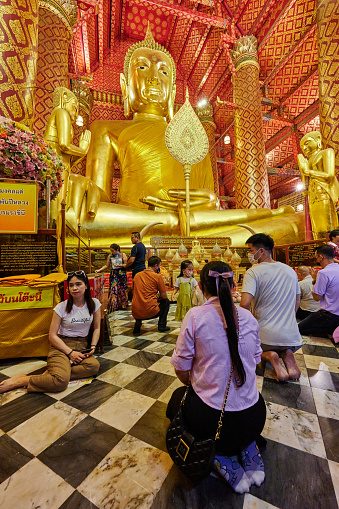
[
  {"xmin": 127, "ymin": 48, "xmax": 174, "ymax": 117},
  {"xmin": 301, "ymin": 136, "xmax": 320, "ymax": 157},
  {"xmin": 65, "ymin": 98, "xmax": 78, "ymax": 122}
]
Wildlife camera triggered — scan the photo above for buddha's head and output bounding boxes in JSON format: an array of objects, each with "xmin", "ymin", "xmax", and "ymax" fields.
[
  {"xmin": 120, "ymin": 25, "xmax": 176, "ymax": 120},
  {"xmin": 53, "ymin": 87, "xmax": 79, "ymax": 122},
  {"xmin": 300, "ymin": 130, "xmax": 322, "ymax": 158}
]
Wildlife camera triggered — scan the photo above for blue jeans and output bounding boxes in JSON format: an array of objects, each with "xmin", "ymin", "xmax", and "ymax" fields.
[{"xmin": 298, "ymin": 309, "xmax": 339, "ymax": 337}]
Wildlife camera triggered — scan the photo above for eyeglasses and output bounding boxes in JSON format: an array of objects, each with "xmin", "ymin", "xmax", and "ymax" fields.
[{"xmin": 67, "ymin": 270, "xmax": 86, "ymax": 277}]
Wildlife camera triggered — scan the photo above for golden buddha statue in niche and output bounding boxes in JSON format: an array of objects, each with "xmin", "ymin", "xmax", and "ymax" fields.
[
  {"xmin": 64, "ymin": 28, "xmax": 305, "ymax": 247},
  {"xmin": 298, "ymin": 131, "xmax": 339, "ymax": 239}
]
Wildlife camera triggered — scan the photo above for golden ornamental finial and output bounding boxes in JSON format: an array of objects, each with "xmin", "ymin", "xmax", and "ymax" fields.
[
  {"xmin": 165, "ymin": 91, "xmax": 209, "ymax": 237},
  {"xmin": 165, "ymin": 94, "xmax": 209, "ymax": 166},
  {"xmin": 144, "ymin": 22, "xmax": 155, "ymax": 43}
]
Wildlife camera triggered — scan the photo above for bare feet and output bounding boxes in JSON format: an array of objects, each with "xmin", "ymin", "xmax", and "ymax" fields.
[
  {"xmin": 0, "ymin": 374, "xmax": 30, "ymax": 394},
  {"xmin": 261, "ymin": 351, "xmax": 289, "ymax": 382},
  {"xmin": 280, "ymin": 349, "xmax": 301, "ymax": 380}
]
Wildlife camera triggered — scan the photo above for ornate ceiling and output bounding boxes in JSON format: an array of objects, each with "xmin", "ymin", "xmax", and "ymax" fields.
[{"xmin": 69, "ymin": 0, "xmax": 320, "ymax": 203}]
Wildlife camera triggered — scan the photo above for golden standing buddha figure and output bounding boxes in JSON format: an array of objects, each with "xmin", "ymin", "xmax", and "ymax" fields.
[
  {"xmin": 61, "ymin": 28, "xmax": 305, "ymax": 247},
  {"xmin": 44, "ymin": 87, "xmax": 92, "ymax": 209},
  {"xmin": 298, "ymin": 131, "xmax": 339, "ymax": 239}
]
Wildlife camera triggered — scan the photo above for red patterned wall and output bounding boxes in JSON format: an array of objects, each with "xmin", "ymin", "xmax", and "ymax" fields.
[
  {"xmin": 91, "ymin": 102, "xmax": 125, "ymax": 122},
  {"xmin": 33, "ymin": 8, "xmax": 70, "ymax": 136},
  {"xmin": 87, "ymin": 13, "xmax": 97, "ymax": 66},
  {"xmin": 124, "ymin": 4, "xmax": 171, "ymax": 44},
  {"xmin": 0, "ymin": 0, "xmax": 39, "ymax": 129}
]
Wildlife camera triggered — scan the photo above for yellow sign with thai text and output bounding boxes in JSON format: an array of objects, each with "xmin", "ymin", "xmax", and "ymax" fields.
[
  {"xmin": 0, "ymin": 286, "xmax": 54, "ymax": 311},
  {"xmin": 0, "ymin": 181, "xmax": 38, "ymax": 233}
]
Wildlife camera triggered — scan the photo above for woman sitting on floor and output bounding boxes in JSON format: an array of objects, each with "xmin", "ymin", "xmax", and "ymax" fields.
[
  {"xmin": 167, "ymin": 261, "xmax": 266, "ymax": 493},
  {"xmin": 0, "ymin": 271, "xmax": 100, "ymax": 394}
]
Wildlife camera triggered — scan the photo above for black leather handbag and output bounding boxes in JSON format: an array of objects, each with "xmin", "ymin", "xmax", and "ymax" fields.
[{"xmin": 166, "ymin": 365, "xmax": 234, "ymax": 483}]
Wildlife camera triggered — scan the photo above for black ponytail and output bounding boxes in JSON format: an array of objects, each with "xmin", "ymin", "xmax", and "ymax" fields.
[{"xmin": 200, "ymin": 261, "xmax": 246, "ymax": 387}]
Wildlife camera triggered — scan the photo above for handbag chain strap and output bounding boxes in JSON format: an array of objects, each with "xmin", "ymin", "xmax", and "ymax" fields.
[{"xmin": 215, "ymin": 364, "xmax": 234, "ymax": 440}]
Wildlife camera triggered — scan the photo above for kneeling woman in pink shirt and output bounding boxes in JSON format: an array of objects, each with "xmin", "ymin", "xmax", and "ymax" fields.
[{"xmin": 167, "ymin": 261, "xmax": 266, "ymax": 493}]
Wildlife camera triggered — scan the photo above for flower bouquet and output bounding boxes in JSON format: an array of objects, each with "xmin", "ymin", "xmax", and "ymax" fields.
[{"xmin": 0, "ymin": 117, "xmax": 64, "ymax": 206}]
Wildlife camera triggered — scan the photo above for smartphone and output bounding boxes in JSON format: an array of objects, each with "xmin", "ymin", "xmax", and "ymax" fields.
[{"xmin": 81, "ymin": 348, "xmax": 94, "ymax": 354}]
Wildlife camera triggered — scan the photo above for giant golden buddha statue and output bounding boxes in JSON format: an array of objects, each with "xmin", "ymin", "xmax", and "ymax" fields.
[
  {"xmin": 298, "ymin": 131, "xmax": 339, "ymax": 239},
  {"xmin": 62, "ymin": 27, "xmax": 305, "ymax": 247}
]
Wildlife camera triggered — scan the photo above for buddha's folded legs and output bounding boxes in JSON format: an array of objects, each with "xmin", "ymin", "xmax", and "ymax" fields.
[{"xmin": 65, "ymin": 201, "xmax": 305, "ymax": 247}]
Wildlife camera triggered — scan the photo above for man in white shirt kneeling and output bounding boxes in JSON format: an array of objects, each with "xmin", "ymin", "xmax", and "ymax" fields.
[
  {"xmin": 240, "ymin": 234, "xmax": 302, "ymax": 382},
  {"xmin": 296, "ymin": 266, "xmax": 319, "ymax": 320}
]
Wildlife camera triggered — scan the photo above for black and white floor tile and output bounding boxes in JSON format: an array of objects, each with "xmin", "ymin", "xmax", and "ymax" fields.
[{"xmin": 0, "ymin": 305, "xmax": 338, "ymax": 509}]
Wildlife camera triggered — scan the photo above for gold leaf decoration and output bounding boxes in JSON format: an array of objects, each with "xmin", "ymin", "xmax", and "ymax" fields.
[{"xmin": 165, "ymin": 90, "xmax": 209, "ymax": 166}]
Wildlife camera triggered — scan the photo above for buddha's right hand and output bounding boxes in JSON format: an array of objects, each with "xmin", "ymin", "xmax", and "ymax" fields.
[
  {"xmin": 67, "ymin": 174, "xmax": 101, "ymax": 222},
  {"xmin": 140, "ymin": 188, "xmax": 218, "ymax": 211}
]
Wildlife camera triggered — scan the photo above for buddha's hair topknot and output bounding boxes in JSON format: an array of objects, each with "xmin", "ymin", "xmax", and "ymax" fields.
[{"xmin": 123, "ymin": 24, "xmax": 176, "ymax": 85}]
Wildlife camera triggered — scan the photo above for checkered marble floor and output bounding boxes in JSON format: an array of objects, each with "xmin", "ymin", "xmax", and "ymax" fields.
[{"xmin": 0, "ymin": 304, "xmax": 338, "ymax": 509}]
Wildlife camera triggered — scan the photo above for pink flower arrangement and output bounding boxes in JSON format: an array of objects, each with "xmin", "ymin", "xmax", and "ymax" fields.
[{"xmin": 0, "ymin": 117, "xmax": 64, "ymax": 206}]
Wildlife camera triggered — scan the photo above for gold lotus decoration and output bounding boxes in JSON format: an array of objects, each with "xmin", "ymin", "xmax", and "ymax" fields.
[
  {"xmin": 165, "ymin": 89, "xmax": 209, "ymax": 235},
  {"xmin": 231, "ymin": 35, "xmax": 259, "ymax": 71}
]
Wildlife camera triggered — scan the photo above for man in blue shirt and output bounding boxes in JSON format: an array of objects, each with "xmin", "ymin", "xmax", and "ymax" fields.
[
  {"xmin": 125, "ymin": 232, "xmax": 146, "ymax": 278},
  {"xmin": 298, "ymin": 244, "xmax": 339, "ymax": 337}
]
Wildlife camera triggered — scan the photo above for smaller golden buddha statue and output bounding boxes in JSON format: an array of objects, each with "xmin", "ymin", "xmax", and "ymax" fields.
[
  {"xmin": 192, "ymin": 236, "xmax": 207, "ymax": 269},
  {"xmin": 44, "ymin": 87, "xmax": 93, "ymax": 218},
  {"xmin": 191, "ymin": 235, "xmax": 203, "ymax": 258},
  {"xmin": 298, "ymin": 131, "xmax": 339, "ymax": 239}
]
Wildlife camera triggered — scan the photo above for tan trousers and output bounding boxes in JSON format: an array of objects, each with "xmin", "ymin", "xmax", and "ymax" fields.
[{"xmin": 27, "ymin": 337, "xmax": 100, "ymax": 393}]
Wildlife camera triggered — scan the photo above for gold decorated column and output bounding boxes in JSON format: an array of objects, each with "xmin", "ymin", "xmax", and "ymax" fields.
[
  {"xmin": 316, "ymin": 0, "xmax": 339, "ymax": 174},
  {"xmin": 195, "ymin": 102, "xmax": 219, "ymax": 196},
  {"xmin": 0, "ymin": 0, "xmax": 38, "ymax": 128},
  {"xmin": 33, "ymin": 0, "xmax": 77, "ymax": 135},
  {"xmin": 231, "ymin": 35, "xmax": 270, "ymax": 209}
]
